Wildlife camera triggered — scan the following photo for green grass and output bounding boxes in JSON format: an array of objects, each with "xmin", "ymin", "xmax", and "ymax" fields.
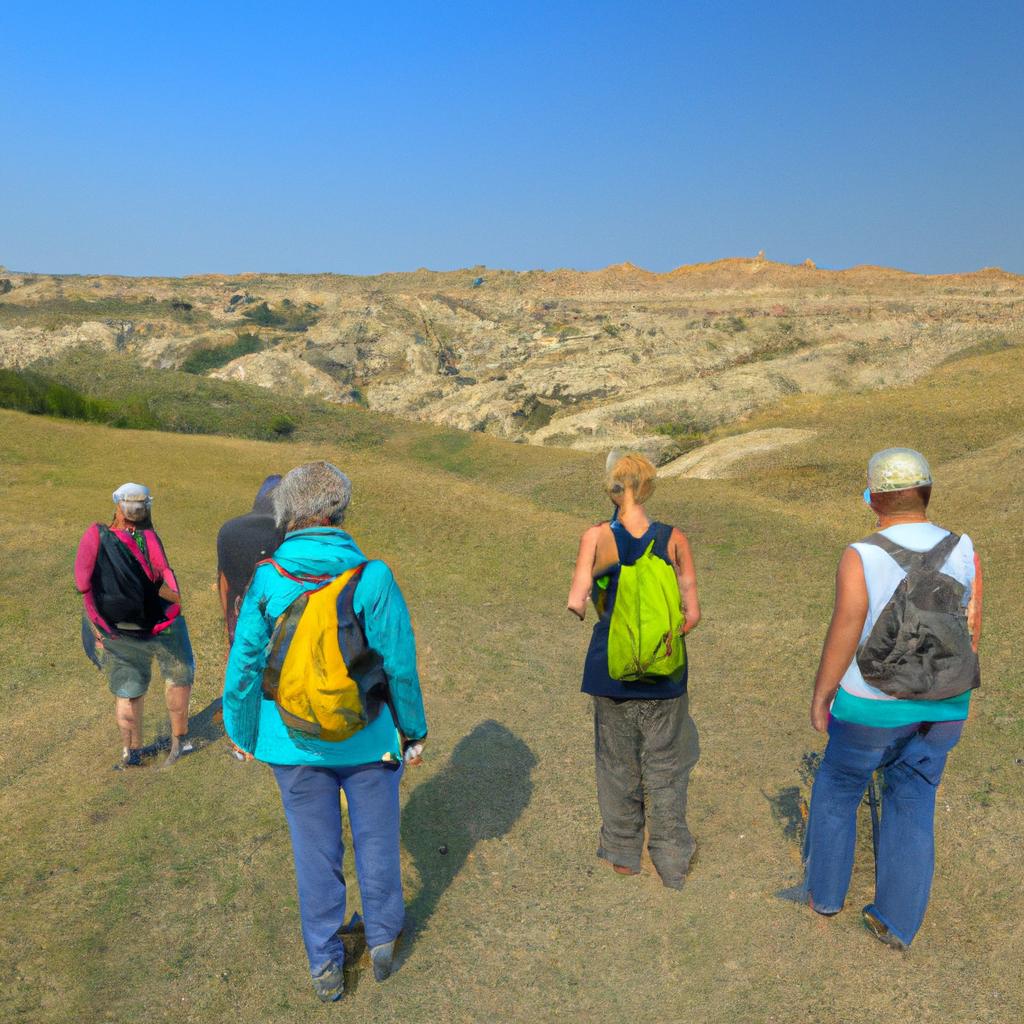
[
  {"xmin": 0, "ymin": 345, "xmax": 1022, "ymax": 1023},
  {"xmin": 181, "ymin": 333, "xmax": 266, "ymax": 374},
  {"xmin": 240, "ymin": 300, "xmax": 320, "ymax": 332},
  {"xmin": 0, "ymin": 368, "xmax": 146, "ymax": 426},
  {"xmin": 33, "ymin": 350, "xmax": 392, "ymax": 446},
  {"xmin": 0, "ymin": 296, "xmax": 212, "ymax": 329}
]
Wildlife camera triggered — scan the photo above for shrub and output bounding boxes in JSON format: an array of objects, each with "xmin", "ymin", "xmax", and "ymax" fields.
[
  {"xmin": 1, "ymin": 369, "xmax": 99, "ymax": 420},
  {"xmin": 270, "ymin": 414, "xmax": 296, "ymax": 437},
  {"xmin": 181, "ymin": 333, "xmax": 265, "ymax": 374},
  {"xmin": 241, "ymin": 301, "xmax": 319, "ymax": 332}
]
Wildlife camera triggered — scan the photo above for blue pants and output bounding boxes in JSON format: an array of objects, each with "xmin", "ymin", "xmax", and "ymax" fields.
[
  {"xmin": 271, "ymin": 762, "xmax": 405, "ymax": 976},
  {"xmin": 804, "ymin": 716, "xmax": 964, "ymax": 946}
]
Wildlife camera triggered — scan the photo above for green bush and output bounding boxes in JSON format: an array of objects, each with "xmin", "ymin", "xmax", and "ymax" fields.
[
  {"xmin": 181, "ymin": 333, "xmax": 265, "ymax": 374},
  {"xmin": 270, "ymin": 414, "xmax": 296, "ymax": 437},
  {"xmin": 241, "ymin": 301, "xmax": 319, "ymax": 332},
  {"xmin": 1, "ymin": 369, "xmax": 104, "ymax": 421},
  {"xmin": 0, "ymin": 297, "xmax": 210, "ymax": 330},
  {"xmin": 27, "ymin": 349, "xmax": 390, "ymax": 448}
]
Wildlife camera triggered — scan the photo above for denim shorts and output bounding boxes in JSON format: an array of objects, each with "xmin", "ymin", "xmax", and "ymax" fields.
[{"xmin": 98, "ymin": 618, "xmax": 195, "ymax": 698}]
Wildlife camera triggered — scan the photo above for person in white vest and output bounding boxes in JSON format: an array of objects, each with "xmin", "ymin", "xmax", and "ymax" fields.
[{"xmin": 803, "ymin": 448, "xmax": 982, "ymax": 949}]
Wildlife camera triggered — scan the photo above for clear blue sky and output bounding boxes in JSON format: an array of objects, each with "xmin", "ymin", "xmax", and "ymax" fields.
[{"xmin": 2, "ymin": 1, "xmax": 1022, "ymax": 276}]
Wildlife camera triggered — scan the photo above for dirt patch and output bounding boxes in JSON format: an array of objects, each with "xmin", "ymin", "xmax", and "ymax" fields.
[{"xmin": 659, "ymin": 428, "xmax": 817, "ymax": 479}]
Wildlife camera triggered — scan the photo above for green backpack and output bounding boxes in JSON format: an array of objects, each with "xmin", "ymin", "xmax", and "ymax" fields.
[{"xmin": 605, "ymin": 523, "xmax": 687, "ymax": 682}]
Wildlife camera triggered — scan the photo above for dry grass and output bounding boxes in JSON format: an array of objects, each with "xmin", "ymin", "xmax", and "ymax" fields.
[{"xmin": 0, "ymin": 345, "xmax": 1021, "ymax": 1023}]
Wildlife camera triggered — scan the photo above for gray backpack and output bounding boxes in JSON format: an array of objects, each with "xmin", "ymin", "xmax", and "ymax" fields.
[{"xmin": 856, "ymin": 532, "xmax": 980, "ymax": 701}]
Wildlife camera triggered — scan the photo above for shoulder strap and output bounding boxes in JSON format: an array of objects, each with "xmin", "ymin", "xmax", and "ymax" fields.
[
  {"xmin": 656, "ymin": 521, "xmax": 675, "ymax": 552},
  {"xmin": 607, "ymin": 519, "xmax": 628, "ymax": 562},
  {"xmin": 255, "ymin": 558, "xmax": 334, "ymax": 585},
  {"xmin": 857, "ymin": 533, "xmax": 919, "ymax": 572},
  {"xmin": 923, "ymin": 532, "xmax": 961, "ymax": 571},
  {"xmin": 858, "ymin": 531, "xmax": 961, "ymax": 574}
]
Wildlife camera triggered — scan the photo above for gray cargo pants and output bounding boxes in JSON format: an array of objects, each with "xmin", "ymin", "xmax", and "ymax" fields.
[{"xmin": 593, "ymin": 693, "xmax": 700, "ymax": 888}]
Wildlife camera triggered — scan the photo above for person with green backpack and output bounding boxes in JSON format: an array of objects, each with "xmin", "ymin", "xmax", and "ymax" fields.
[{"xmin": 567, "ymin": 453, "xmax": 701, "ymax": 889}]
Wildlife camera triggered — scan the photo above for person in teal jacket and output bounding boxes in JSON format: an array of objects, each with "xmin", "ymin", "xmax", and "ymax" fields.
[{"xmin": 223, "ymin": 461, "xmax": 427, "ymax": 1002}]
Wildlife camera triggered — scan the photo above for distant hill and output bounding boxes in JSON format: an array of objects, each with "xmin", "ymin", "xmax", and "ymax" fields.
[{"xmin": 1, "ymin": 257, "xmax": 1021, "ymax": 466}]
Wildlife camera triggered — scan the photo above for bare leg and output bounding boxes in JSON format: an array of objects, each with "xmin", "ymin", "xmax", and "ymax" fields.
[
  {"xmin": 166, "ymin": 683, "xmax": 191, "ymax": 736},
  {"xmin": 163, "ymin": 684, "xmax": 193, "ymax": 767},
  {"xmin": 115, "ymin": 695, "xmax": 144, "ymax": 749}
]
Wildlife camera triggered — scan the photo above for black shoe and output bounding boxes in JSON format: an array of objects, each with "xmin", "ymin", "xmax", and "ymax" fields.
[
  {"xmin": 311, "ymin": 961, "xmax": 345, "ymax": 1002},
  {"xmin": 862, "ymin": 909, "xmax": 908, "ymax": 950},
  {"xmin": 114, "ymin": 747, "xmax": 143, "ymax": 771}
]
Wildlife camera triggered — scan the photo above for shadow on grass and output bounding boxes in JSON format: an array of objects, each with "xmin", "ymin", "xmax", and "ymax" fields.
[
  {"xmin": 400, "ymin": 719, "xmax": 537, "ymax": 960},
  {"xmin": 141, "ymin": 696, "xmax": 225, "ymax": 759},
  {"xmin": 765, "ymin": 785, "xmax": 807, "ymax": 845}
]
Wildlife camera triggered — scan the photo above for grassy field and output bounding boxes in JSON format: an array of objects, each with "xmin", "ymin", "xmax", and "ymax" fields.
[{"xmin": 0, "ymin": 345, "xmax": 1022, "ymax": 1023}]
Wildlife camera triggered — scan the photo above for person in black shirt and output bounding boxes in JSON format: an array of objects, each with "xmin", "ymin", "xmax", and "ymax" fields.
[{"xmin": 217, "ymin": 475, "xmax": 284, "ymax": 642}]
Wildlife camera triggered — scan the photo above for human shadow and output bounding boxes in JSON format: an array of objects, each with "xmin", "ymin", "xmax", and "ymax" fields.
[
  {"xmin": 400, "ymin": 719, "xmax": 537, "ymax": 959},
  {"xmin": 141, "ymin": 696, "xmax": 225, "ymax": 759},
  {"xmin": 763, "ymin": 749, "xmax": 821, "ymax": 846}
]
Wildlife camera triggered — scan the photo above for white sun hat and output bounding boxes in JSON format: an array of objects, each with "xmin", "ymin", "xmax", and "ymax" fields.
[{"xmin": 866, "ymin": 449, "xmax": 933, "ymax": 493}]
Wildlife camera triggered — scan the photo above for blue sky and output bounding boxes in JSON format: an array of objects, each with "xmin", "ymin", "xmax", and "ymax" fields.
[{"xmin": 2, "ymin": 1, "xmax": 1022, "ymax": 276}]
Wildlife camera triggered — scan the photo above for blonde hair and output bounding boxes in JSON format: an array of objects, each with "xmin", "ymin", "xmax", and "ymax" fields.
[{"xmin": 605, "ymin": 453, "xmax": 657, "ymax": 503}]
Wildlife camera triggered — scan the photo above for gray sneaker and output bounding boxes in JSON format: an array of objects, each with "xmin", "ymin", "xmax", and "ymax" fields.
[
  {"xmin": 311, "ymin": 961, "xmax": 345, "ymax": 1002},
  {"xmin": 163, "ymin": 736, "xmax": 194, "ymax": 769},
  {"xmin": 370, "ymin": 937, "xmax": 400, "ymax": 982}
]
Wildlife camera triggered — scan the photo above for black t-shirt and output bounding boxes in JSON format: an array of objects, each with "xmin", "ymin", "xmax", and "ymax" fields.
[{"xmin": 217, "ymin": 512, "xmax": 283, "ymax": 640}]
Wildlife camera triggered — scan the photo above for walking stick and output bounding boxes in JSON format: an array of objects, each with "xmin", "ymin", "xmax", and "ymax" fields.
[{"xmin": 867, "ymin": 771, "xmax": 881, "ymax": 879}]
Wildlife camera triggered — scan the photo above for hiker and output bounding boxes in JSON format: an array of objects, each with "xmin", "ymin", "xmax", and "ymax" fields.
[
  {"xmin": 567, "ymin": 453, "xmax": 701, "ymax": 889},
  {"xmin": 75, "ymin": 483, "xmax": 196, "ymax": 769},
  {"xmin": 804, "ymin": 448, "xmax": 982, "ymax": 949},
  {"xmin": 222, "ymin": 461, "xmax": 427, "ymax": 1002},
  {"xmin": 216, "ymin": 474, "xmax": 283, "ymax": 643}
]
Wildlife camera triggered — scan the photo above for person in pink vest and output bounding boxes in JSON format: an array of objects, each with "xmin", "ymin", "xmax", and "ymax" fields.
[{"xmin": 75, "ymin": 483, "xmax": 195, "ymax": 769}]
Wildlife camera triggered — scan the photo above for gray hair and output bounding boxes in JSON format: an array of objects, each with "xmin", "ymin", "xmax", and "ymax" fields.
[{"xmin": 274, "ymin": 461, "xmax": 352, "ymax": 531}]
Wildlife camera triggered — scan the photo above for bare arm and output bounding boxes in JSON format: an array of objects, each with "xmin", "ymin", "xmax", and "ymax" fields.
[
  {"xmin": 967, "ymin": 552, "xmax": 983, "ymax": 652},
  {"xmin": 810, "ymin": 547, "xmax": 869, "ymax": 732},
  {"xmin": 567, "ymin": 526, "xmax": 601, "ymax": 620},
  {"xmin": 670, "ymin": 528, "xmax": 700, "ymax": 634},
  {"xmin": 218, "ymin": 571, "xmax": 231, "ymax": 619}
]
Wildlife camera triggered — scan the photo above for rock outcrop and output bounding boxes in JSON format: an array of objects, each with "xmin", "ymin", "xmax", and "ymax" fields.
[{"xmin": 1, "ymin": 258, "xmax": 1021, "ymax": 463}]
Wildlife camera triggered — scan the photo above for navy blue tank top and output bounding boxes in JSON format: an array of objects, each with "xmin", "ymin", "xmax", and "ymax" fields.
[{"xmin": 580, "ymin": 520, "xmax": 688, "ymax": 700}]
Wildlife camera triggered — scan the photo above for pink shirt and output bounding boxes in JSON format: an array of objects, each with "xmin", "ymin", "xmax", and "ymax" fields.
[{"xmin": 75, "ymin": 523, "xmax": 181, "ymax": 635}]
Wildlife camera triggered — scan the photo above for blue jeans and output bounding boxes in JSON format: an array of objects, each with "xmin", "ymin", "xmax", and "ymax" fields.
[
  {"xmin": 804, "ymin": 716, "xmax": 964, "ymax": 946},
  {"xmin": 271, "ymin": 762, "xmax": 405, "ymax": 976}
]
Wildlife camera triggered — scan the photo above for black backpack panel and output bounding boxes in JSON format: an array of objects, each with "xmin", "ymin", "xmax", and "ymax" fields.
[
  {"xmin": 856, "ymin": 532, "xmax": 980, "ymax": 701},
  {"xmin": 91, "ymin": 525, "xmax": 165, "ymax": 632}
]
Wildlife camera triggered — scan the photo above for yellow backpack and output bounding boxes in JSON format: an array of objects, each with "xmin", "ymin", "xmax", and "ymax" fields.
[{"xmin": 259, "ymin": 560, "xmax": 373, "ymax": 742}]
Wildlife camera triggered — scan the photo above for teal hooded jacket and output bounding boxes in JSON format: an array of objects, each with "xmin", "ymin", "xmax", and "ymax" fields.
[{"xmin": 222, "ymin": 527, "xmax": 427, "ymax": 766}]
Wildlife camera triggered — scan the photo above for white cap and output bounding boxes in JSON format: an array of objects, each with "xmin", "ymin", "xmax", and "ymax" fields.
[
  {"xmin": 112, "ymin": 482, "xmax": 152, "ymax": 505},
  {"xmin": 866, "ymin": 449, "xmax": 933, "ymax": 493}
]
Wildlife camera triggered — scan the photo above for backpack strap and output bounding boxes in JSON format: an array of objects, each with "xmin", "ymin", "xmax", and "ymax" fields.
[
  {"xmin": 858, "ymin": 531, "xmax": 961, "ymax": 574},
  {"xmin": 608, "ymin": 518, "xmax": 628, "ymax": 563},
  {"xmin": 255, "ymin": 558, "xmax": 334, "ymax": 586},
  {"xmin": 857, "ymin": 533, "xmax": 920, "ymax": 572},
  {"xmin": 922, "ymin": 532, "xmax": 961, "ymax": 571}
]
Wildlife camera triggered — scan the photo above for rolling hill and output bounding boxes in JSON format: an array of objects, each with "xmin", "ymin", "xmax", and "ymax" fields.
[
  {"xmin": 2, "ymin": 257, "xmax": 1022, "ymax": 467},
  {"xmin": 0, "ymin": 342, "xmax": 1021, "ymax": 1023}
]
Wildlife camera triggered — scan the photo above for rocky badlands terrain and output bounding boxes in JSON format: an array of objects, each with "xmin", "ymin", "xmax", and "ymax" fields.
[{"xmin": 1, "ymin": 256, "xmax": 1021, "ymax": 471}]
